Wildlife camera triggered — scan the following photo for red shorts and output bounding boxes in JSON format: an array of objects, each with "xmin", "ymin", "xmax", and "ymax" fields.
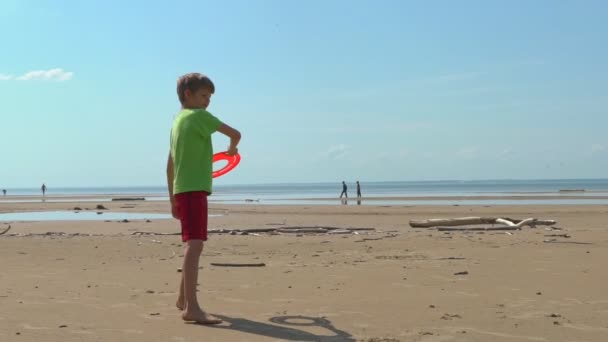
[{"xmin": 175, "ymin": 191, "xmax": 209, "ymax": 242}]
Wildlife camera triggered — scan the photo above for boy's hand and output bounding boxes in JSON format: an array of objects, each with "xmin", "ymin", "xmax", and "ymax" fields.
[
  {"xmin": 226, "ymin": 146, "xmax": 238, "ymax": 156},
  {"xmin": 171, "ymin": 200, "xmax": 180, "ymax": 220},
  {"xmin": 217, "ymin": 124, "xmax": 241, "ymax": 157}
]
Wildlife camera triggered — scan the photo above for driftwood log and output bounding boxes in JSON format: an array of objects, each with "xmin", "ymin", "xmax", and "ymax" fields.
[
  {"xmin": 2, "ymin": 232, "xmax": 102, "ymax": 237},
  {"xmin": 437, "ymin": 226, "xmax": 520, "ymax": 232},
  {"xmin": 543, "ymin": 239, "xmax": 591, "ymax": 245},
  {"xmin": 277, "ymin": 228, "xmax": 328, "ymax": 234},
  {"xmin": 131, "ymin": 232, "xmax": 180, "ymax": 236},
  {"xmin": 130, "ymin": 226, "xmax": 375, "ymax": 237},
  {"xmin": 410, "ymin": 217, "xmax": 556, "ymax": 228},
  {"xmin": 210, "ymin": 263, "xmax": 266, "ymax": 267},
  {"xmin": 0, "ymin": 225, "xmax": 11, "ymax": 235}
]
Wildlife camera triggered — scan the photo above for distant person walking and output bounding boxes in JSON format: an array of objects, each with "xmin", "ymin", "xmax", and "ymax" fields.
[
  {"xmin": 41, "ymin": 183, "xmax": 47, "ymax": 196},
  {"xmin": 339, "ymin": 181, "xmax": 348, "ymax": 198},
  {"xmin": 2, "ymin": 189, "xmax": 6, "ymax": 196},
  {"xmin": 356, "ymin": 181, "xmax": 362, "ymax": 199}
]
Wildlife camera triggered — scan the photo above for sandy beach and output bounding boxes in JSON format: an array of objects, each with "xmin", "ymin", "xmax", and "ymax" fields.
[{"xmin": 1, "ymin": 198, "xmax": 607, "ymax": 341}]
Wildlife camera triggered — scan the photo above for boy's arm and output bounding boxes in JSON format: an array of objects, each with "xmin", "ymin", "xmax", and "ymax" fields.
[
  {"xmin": 166, "ymin": 153, "xmax": 174, "ymax": 199},
  {"xmin": 217, "ymin": 123, "xmax": 241, "ymax": 156},
  {"xmin": 166, "ymin": 153, "xmax": 178, "ymax": 219}
]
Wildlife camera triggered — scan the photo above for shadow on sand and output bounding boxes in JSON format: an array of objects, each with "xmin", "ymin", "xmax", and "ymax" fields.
[{"xmin": 199, "ymin": 314, "xmax": 355, "ymax": 341}]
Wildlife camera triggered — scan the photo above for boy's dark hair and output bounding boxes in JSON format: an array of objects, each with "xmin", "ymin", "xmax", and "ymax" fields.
[{"xmin": 177, "ymin": 73, "xmax": 215, "ymax": 104}]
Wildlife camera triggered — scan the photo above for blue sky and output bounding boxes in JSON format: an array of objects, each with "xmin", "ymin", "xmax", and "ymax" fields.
[{"xmin": 1, "ymin": 0, "xmax": 607, "ymax": 188}]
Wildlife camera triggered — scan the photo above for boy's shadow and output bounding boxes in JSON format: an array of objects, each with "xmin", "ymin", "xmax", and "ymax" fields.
[{"xmin": 202, "ymin": 314, "xmax": 355, "ymax": 341}]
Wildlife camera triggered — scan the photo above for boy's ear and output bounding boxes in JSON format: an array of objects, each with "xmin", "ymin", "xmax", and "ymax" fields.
[{"xmin": 183, "ymin": 89, "xmax": 191, "ymax": 99}]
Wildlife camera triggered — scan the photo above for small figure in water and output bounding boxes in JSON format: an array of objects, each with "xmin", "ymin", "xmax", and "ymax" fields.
[{"xmin": 41, "ymin": 183, "xmax": 47, "ymax": 196}]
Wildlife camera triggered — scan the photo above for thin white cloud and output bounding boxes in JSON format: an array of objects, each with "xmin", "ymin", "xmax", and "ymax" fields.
[
  {"xmin": 15, "ymin": 68, "xmax": 73, "ymax": 81},
  {"xmin": 591, "ymin": 144, "xmax": 605, "ymax": 154},
  {"xmin": 0, "ymin": 73, "xmax": 13, "ymax": 80},
  {"xmin": 325, "ymin": 144, "xmax": 350, "ymax": 160},
  {"xmin": 499, "ymin": 147, "xmax": 513, "ymax": 157}
]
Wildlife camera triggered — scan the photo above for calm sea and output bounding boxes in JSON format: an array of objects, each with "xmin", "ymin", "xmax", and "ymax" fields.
[{"xmin": 2, "ymin": 179, "xmax": 608, "ymax": 205}]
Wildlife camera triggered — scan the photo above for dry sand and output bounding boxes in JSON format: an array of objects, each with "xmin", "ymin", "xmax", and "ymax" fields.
[{"xmin": 1, "ymin": 199, "xmax": 608, "ymax": 341}]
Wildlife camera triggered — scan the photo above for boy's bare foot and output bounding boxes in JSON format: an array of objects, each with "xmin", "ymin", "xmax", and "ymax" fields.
[
  {"xmin": 182, "ymin": 310, "xmax": 222, "ymax": 325},
  {"xmin": 176, "ymin": 299, "xmax": 184, "ymax": 311}
]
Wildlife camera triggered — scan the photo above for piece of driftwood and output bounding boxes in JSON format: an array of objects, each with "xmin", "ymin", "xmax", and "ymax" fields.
[
  {"xmin": 543, "ymin": 240, "xmax": 592, "ymax": 245},
  {"xmin": 355, "ymin": 237, "xmax": 384, "ymax": 242},
  {"xmin": 4, "ymin": 232, "xmax": 102, "ymax": 237},
  {"xmin": 241, "ymin": 228, "xmax": 278, "ymax": 233},
  {"xmin": 328, "ymin": 229, "xmax": 353, "ymax": 235},
  {"xmin": 354, "ymin": 233, "xmax": 399, "ymax": 242},
  {"xmin": 277, "ymin": 228, "xmax": 328, "ymax": 234},
  {"xmin": 131, "ymin": 231, "xmax": 180, "ymax": 236},
  {"xmin": 544, "ymin": 234, "xmax": 571, "ymax": 238},
  {"xmin": 278, "ymin": 226, "xmax": 373, "ymax": 231},
  {"xmin": 210, "ymin": 226, "xmax": 374, "ymax": 234},
  {"xmin": 438, "ymin": 257, "xmax": 466, "ymax": 260},
  {"xmin": 410, "ymin": 217, "xmax": 497, "ymax": 227},
  {"xmin": 410, "ymin": 217, "xmax": 556, "ymax": 228},
  {"xmin": 0, "ymin": 225, "xmax": 11, "ymax": 235},
  {"xmin": 210, "ymin": 263, "xmax": 266, "ymax": 267},
  {"xmin": 130, "ymin": 226, "xmax": 377, "ymax": 237},
  {"xmin": 437, "ymin": 226, "xmax": 520, "ymax": 231}
]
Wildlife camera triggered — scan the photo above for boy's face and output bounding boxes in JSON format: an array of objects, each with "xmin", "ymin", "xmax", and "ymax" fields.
[{"xmin": 184, "ymin": 88, "xmax": 213, "ymax": 109}]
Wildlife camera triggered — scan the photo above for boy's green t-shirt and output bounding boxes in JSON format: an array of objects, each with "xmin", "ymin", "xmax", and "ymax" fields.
[{"xmin": 170, "ymin": 108, "xmax": 223, "ymax": 195}]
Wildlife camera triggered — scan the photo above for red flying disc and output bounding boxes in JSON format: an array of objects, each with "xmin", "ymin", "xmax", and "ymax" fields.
[{"xmin": 212, "ymin": 152, "xmax": 241, "ymax": 178}]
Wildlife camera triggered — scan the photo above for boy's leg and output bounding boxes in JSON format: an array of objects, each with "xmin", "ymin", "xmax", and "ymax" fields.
[
  {"xmin": 183, "ymin": 240, "xmax": 203, "ymax": 312},
  {"xmin": 181, "ymin": 240, "xmax": 221, "ymax": 323},
  {"xmin": 175, "ymin": 191, "xmax": 221, "ymax": 324}
]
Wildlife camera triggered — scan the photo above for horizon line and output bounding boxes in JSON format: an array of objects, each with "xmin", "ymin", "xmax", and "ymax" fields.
[{"xmin": 4, "ymin": 177, "xmax": 608, "ymax": 189}]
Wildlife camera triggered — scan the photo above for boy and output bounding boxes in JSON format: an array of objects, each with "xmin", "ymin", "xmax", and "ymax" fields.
[{"xmin": 166, "ymin": 73, "xmax": 241, "ymax": 324}]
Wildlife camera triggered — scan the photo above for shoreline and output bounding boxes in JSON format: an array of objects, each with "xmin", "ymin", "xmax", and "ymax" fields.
[{"xmin": 2, "ymin": 192, "xmax": 608, "ymax": 205}]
